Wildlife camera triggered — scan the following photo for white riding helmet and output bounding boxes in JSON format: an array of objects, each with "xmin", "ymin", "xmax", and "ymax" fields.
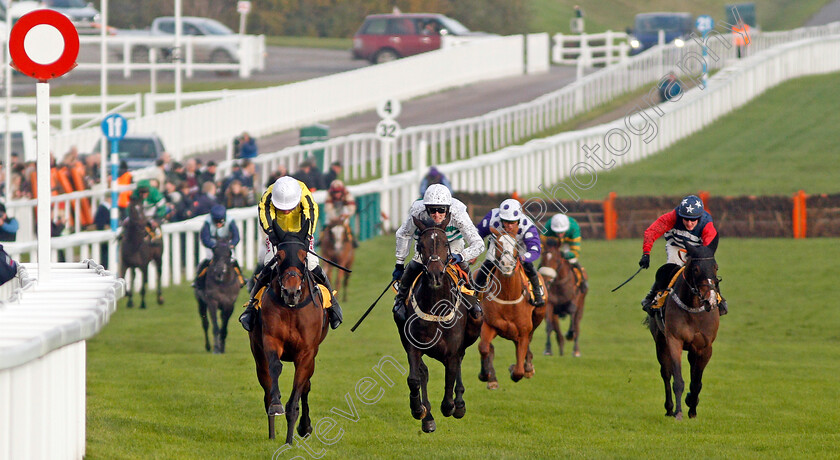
[
  {"xmin": 551, "ymin": 214, "xmax": 570, "ymax": 233},
  {"xmin": 271, "ymin": 176, "xmax": 302, "ymax": 211},
  {"xmin": 498, "ymin": 198, "xmax": 522, "ymax": 222},
  {"xmin": 423, "ymin": 184, "xmax": 452, "ymax": 207}
]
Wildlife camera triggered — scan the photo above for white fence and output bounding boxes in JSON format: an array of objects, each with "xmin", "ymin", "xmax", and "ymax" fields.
[
  {"xmin": 552, "ymin": 30, "xmax": 629, "ymax": 66},
  {"xmin": 0, "ymin": 261, "xmax": 125, "ymax": 460}
]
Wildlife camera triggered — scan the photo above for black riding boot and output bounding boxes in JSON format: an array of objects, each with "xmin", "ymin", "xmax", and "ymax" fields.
[
  {"xmin": 472, "ymin": 259, "xmax": 495, "ymax": 291},
  {"xmin": 522, "ymin": 261, "xmax": 545, "ymax": 307},
  {"xmin": 393, "ymin": 261, "xmax": 423, "ymax": 322},
  {"xmin": 458, "ymin": 262, "xmax": 483, "ymax": 320},
  {"xmin": 239, "ymin": 263, "xmax": 272, "ymax": 332},
  {"xmin": 312, "ymin": 266, "xmax": 343, "ymax": 329},
  {"xmin": 716, "ymin": 280, "xmax": 728, "ymax": 316},
  {"xmin": 193, "ymin": 259, "xmax": 210, "ymax": 289},
  {"xmin": 641, "ymin": 284, "xmax": 658, "ymax": 315}
]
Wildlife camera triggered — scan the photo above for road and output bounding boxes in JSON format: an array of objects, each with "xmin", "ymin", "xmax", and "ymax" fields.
[{"xmin": 805, "ymin": 0, "xmax": 840, "ymax": 25}]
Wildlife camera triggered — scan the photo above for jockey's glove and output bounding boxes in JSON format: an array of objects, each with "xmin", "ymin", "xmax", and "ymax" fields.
[
  {"xmin": 449, "ymin": 253, "xmax": 463, "ymax": 265},
  {"xmin": 639, "ymin": 253, "xmax": 650, "ymax": 269},
  {"xmin": 392, "ymin": 264, "xmax": 404, "ymax": 282}
]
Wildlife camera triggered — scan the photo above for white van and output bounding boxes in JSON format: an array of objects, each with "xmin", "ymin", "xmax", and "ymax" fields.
[{"xmin": 0, "ymin": 113, "xmax": 36, "ymax": 162}]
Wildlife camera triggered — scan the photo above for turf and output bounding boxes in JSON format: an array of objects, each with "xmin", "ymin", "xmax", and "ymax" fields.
[
  {"xmin": 86, "ymin": 236, "xmax": 840, "ymax": 459},
  {"xmin": 548, "ymin": 71, "xmax": 840, "ymax": 200}
]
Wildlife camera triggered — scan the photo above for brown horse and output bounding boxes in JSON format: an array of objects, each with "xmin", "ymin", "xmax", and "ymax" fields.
[
  {"xmin": 539, "ymin": 238, "xmax": 588, "ymax": 357},
  {"xmin": 395, "ymin": 216, "xmax": 482, "ymax": 433},
  {"xmin": 477, "ymin": 228, "xmax": 546, "ymax": 389},
  {"xmin": 120, "ymin": 195, "xmax": 163, "ymax": 309},
  {"xmin": 194, "ymin": 239, "xmax": 241, "ymax": 354},
  {"xmin": 248, "ymin": 222, "xmax": 329, "ymax": 442},
  {"xmin": 647, "ymin": 245, "xmax": 721, "ymax": 420},
  {"xmin": 320, "ymin": 218, "xmax": 354, "ymax": 301}
]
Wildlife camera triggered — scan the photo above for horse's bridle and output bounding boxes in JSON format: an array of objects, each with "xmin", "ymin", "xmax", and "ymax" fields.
[
  {"xmin": 675, "ymin": 257, "xmax": 720, "ymax": 312},
  {"xmin": 417, "ymin": 226, "xmax": 450, "ymax": 276}
]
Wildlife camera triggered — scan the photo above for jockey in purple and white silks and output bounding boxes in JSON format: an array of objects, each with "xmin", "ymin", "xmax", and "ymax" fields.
[{"xmin": 473, "ymin": 198, "xmax": 545, "ymax": 306}]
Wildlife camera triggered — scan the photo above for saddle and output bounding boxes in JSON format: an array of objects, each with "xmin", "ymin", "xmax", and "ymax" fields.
[
  {"xmin": 650, "ymin": 267, "xmax": 685, "ymax": 310},
  {"xmin": 478, "ymin": 267, "xmax": 545, "ymax": 306},
  {"xmin": 401, "ymin": 263, "xmax": 475, "ymax": 307},
  {"xmin": 255, "ymin": 280, "xmax": 334, "ymax": 310}
]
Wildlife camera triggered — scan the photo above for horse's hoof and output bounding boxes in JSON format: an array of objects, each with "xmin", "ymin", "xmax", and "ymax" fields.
[
  {"xmin": 689, "ymin": 410, "xmax": 697, "ymax": 419},
  {"xmin": 573, "ymin": 351, "xmax": 581, "ymax": 358},
  {"xmin": 157, "ymin": 296, "xmax": 164, "ymax": 305},
  {"xmin": 411, "ymin": 404, "xmax": 427, "ymax": 420},
  {"xmin": 298, "ymin": 423, "xmax": 313, "ymax": 437},
  {"xmin": 565, "ymin": 330, "xmax": 575, "ymax": 340},
  {"xmin": 477, "ymin": 371, "xmax": 488, "ymax": 382},
  {"xmin": 674, "ymin": 412, "xmax": 683, "ymax": 421},
  {"xmin": 453, "ymin": 402, "xmax": 466, "ymax": 419},
  {"xmin": 268, "ymin": 404, "xmax": 284, "ymax": 416},
  {"xmin": 543, "ymin": 350, "xmax": 552, "ymax": 356},
  {"xmin": 509, "ymin": 365, "xmax": 524, "ymax": 382},
  {"xmin": 422, "ymin": 419, "xmax": 436, "ymax": 433},
  {"xmin": 205, "ymin": 344, "xmax": 211, "ymax": 352},
  {"xmin": 524, "ymin": 370, "xmax": 535, "ymax": 379},
  {"xmin": 487, "ymin": 381, "xmax": 499, "ymax": 390},
  {"xmin": 140, "ymin": 304, "xmax": 147, "ymax": 309},
  {"xmin": 441, "ymin": 401, "xmax": 455, "ymax": 417}
]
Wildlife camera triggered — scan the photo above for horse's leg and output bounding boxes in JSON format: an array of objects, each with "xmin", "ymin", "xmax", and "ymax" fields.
[
  {"xmin": 405, "ymin": 348, "xmax": 426, "ymax": 420},
  {"xmin": 139, "ymin": 265, "xmax": 149, "ymax": 309},
  {"xmin": 654, "ymin": 333, "xmax": 674, "ymax": 416},
  {"xmin": 686, "ymin": 347, "xmax": 713, "ymax": 419},
  {"xmin": 263, "ymin": 336, "xmax": 286, "ymax": 427},
  {"xmin": 286, "ymin": 354, "xmax": 315, "ymax": 444},
  {"xmin": 440, "ymin": 354, "xmax": 459, "ymax": 417},
  {"xmin": 209, "ymin": 302, "xmax": 222, "ymax": 354},
  {"xmin": 155, "ymin": 254, "xmax": 164, "ymax": 305},
  {"xmin": 571, "ymin": 293, "xmax": 585, "ymax": 357},
  {"xmin": 478, "ymin": 323, "xmax": 499, "ymax": 389},
  {"xmin": 509, "ymin": 335, "xmax": 528, "ymax": 382},
  {"xmin": 523, "ymin": 345, "xmax": 535, "ymax": 378},
  {"xmin": 198, "ymin": 298, "xmax": 210, "ymax": 352},
  {"xmin": 123, "ymin": 266, "xmax": 134, "ymax": 308},
  {"xmin": 453, "ymin": 352, "xmax": 467, "ymax": 419},
  {"xmin": 247, "ymin": 326, "xmax": 274, "ymax": 439},
  {"xmin": 544, "ymin": 310, "xmax": 553, "ymax": 356},
  {"xmin": 418, "ymin": 357, "xmax": 435, "ymax": 433},
  {"xmin": 667, "ymin": 336, "xmax": 685, "ymax": 420},
  {"xmin": 297, "ymin": 379, "xmax": 314, "ymax": 438},
  {"xmin": 218, "ymin": 305, "xmax": 233, "ymax": 354},
  {"xmin": 342, "ymin": 269, "xmax": 351, "ymax": 303}
]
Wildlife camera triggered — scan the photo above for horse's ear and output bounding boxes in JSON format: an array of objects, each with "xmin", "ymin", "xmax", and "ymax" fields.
[
  {"xmin": 272, "ymin": 220, "xmax": 287, "ymax": 242},
  {"xmin": 297, "ymin": 216, "xmax": 310, "ymax": 242},
  {"xmin": 413, "ymin": 215, "xmax": 426, "ymax": 231}
]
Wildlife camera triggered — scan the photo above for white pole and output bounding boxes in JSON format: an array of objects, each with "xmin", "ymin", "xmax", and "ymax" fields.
[
  {"xmin": 380, "ymin": 139, "xmax": 391, "ymax": 232},
  {"xmin": 4, "ymin": 0, "xmax": 13, "ymax": 200},
  {"xmin": 174, "ymin": 0, "xmax": 183, "ymax": 160},
  {"xmin": 239, "ymin": 12, "xmax": 246, "ymax": 36},
  {"xmin": 100, "ymin": 0, "xmax": 109, "ymax": 188},
  {"xmin": 36, "ymin": 82, "xmax": 51, "ymax": 283}
]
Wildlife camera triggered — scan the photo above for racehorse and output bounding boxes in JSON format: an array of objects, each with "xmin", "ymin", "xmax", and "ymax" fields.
[
  {"xmin": 320, "ymin": 218, "xmax": 354, "ymax": 301},
  {"xmin": 477, "ymin": 228, "xmax": 545, "ymax": 389},
  {"xmin": 539, "ymin": 238, "xmax": 588, "ymax": 357},
  {"xmin": 646, "ymin": 245, "xmax": 721, "ymax": 420},
  {"xmin": 395, "ymin": 216, "xmax": 481, "ymax": 433},
  {"xmin": 248, "ymin": 221, "xmax": 329, "ymax": 442},
  {"xmin": 194, "ymin": 239, "xmax": 240, "ymax": 354},
  {"xmin": 120, "ymin": 195, "xmax": 163, "ymax": 309}
]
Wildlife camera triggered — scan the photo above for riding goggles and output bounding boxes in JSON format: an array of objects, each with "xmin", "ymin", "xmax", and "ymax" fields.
[{"xmin": 425, "ymin": 206, "xmax": 448, "ymax": 215}]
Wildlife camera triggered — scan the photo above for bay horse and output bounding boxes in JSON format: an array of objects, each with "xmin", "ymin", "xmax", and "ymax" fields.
[
  {"xmin": 395, "ymin": 216, "xmax": 481, "ymax": 433},
  {"xmin": 647, "ymin": 244, "xmax": 721, "ymax": 420},
  {"xmin": 248, "ymin": 221, "xmax": 329, "ymax": 442},
  {"xmin": 194, "ymin": 239, "xmax": 241, "ymax": 354},
  {"xmin": 320, "ymin": 218, "xmax": 354, "ymax": 301},
  {"xmin": 477, "ymin": 228, "xmax": 545, "ymax": 389},
  {"xmin": 119, "ymin": 195, "xmax": 163, "ymax": 309},
  {"xmin": 539, "ymin": 238, "xmax": 588, "ymax": 357}
]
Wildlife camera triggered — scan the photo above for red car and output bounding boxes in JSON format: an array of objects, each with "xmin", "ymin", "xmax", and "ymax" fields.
[{"xmin": 352, "ymin": 13, "xmax": 476, "ymax": 64}]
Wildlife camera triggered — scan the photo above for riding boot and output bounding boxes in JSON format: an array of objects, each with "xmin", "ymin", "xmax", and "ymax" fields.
[
  {"xmin": 193, "ymin": 259, "xmax": 210, "ymax": 289},
  {"xmin": 522, "ymin": 261, "xmax": 545, "ymax": 307},
  {"xmin": 472, "ymin": 259, "xmax": 495, "ymax": 291},
  {"xmin": 239, "ymin": 263, "xmax": 272, "ymax": 332},
  {"xmin": 571, "ymin": 261, "xmax": 588, "ymax": 291},
  {"xmin": 716, "ymin": 280, "xmax": 728, "ymax": 316},
  {"xmin": 459, "ymin": 262, "xmax": 482, "ymax": 319},
  {"xmin": 312, "ymin": 266, "xmax": 342, "ymax": 329},
  {"xmin": 641, "ymin": 284, "xmax": 658, "ymax": 315},
  {"xmin": 393, "ymin": 261, "xmax": 423, "ymax": 322}
]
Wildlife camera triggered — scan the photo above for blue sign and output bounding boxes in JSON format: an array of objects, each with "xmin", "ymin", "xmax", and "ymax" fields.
[
  {"xmin": 696, "ymin": 15, "xmax": 714, "ymax": 34},
  {"xmin": 101, "ymin": 113, "xmax": 128, "ymax": 141}
]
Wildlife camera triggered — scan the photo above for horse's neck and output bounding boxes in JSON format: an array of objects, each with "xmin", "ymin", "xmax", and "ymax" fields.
[
  {"xmin": 493, "ymin": 264, "xmax": 525, "ymax": 299},
  {"xmin": 415, "ymin": 275, "xmax": 456, "ymax": 312}
]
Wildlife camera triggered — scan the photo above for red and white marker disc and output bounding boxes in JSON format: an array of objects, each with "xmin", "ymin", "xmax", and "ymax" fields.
[{"xmin": 9, "ymin": 9, "xmax": 79, "ymax": 80}]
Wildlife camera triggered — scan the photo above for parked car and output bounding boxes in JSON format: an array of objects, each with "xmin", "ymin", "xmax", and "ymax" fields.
[
  {"xmin": 626, "ymin": 12, "xmax": 693, "ymax": 55},
  {"xmin": 352, "ymin": 13, "xmax": 485, "ymax": 64},
  {"xmin": 40, "ymin": 0, "xmax": 101, "ymax": 35},
  {"xmin": 93, "ymin": 134, "xmax": 166, "ymax": 171},
  {"xmin": 117, "ymin": 16, "xmax": 239, "ymax": 64},
  {"xmin": 0, "ymin": 113, "xmax": 36, "ymax": 162}
]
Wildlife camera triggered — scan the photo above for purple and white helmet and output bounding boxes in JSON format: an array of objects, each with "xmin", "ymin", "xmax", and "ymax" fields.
[{"xmin": 498, "ymin": 198, "xmax": 522, "ymax": 222}]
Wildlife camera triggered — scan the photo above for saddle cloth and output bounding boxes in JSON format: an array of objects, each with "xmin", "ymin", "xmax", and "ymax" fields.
[
  {"xmin": 399, "ymin": 264, "xmax": 475, "ymax": 306},
  {"xmin": 253, "ymin": 284, "xmax": 333, "ymax": 310}
]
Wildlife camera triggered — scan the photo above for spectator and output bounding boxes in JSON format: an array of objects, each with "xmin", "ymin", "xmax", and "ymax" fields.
[
  {"xmin": 235, "ymin": 132, "xmax": 258, "ymax": 159},
  {"xmin": 199, "ymin": 160, "xmax": 217, "ymax": 188},
  {"xmin": 322, "ymin": 161, "xmax": 343, "ymax": 188},
  {"xmin": 0, "ymin": 203, "xmax": 19, "ymax": 241},
  {"xmin": 82, "ymin": 153, "xmax": 102, "ymax": 188},
  {"xmin": 52, "ymin": 210, "xmax": 67, "ymax": 262},
  {"xmin": 183, "ymin": 158, "xmax": 200, "ymax": 195},
  {"xmin": 0, "ymin": 244, "xmax": 18, "ymax": 286},
  {"xmin": 166, "ymin": 161, "xmax": 186, "ymax": 185},
  {"xmin": 265, "ymin": 164, "xmax": 288, "ymax": 188},
  {"xmin": 658, "ymin": 73, "xmax": 682, "ymax": 102},
  {"xmin": 223, "ymin": 179, "xmax": 255, "ymax": 208},
  {"xmin": 171, "ymin": 181, "xmax": 195, "ymax": 222},
  {"xmin": 116, "ymin": 161, "xmax": 133, "ymax": 218},
  {"xmin": 239, "ymin": 159, "xmax": 256, "ymax": 190},
  {"xmin": 293, "ymin": 159, "xmax": 322, "ymax": 191},
  {"xmin": 220, "ymin": 162, "xmax": 243, "ymax": 196},
  {"xmin": 192, "ymin": 181, "xmax": 218, "ymax": 216},
  {"xmin": 419, "ymin": 166, "xmax": 452, "ymax": 196}
]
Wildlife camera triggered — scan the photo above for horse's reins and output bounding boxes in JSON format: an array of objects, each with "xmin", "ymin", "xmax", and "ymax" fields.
[
  {"xmin": 270, "ymin": 240, "xmax": 319, "ymax": 309},
  {"xmin": 484, "ymin": 234, "xmax": 530, "ymax": 305},
  {"xmin": 411, "ymin": 226, "xmax": 460, "ymax": 319},
  {"xmin": 670, "ymin": 257, "xmax": 718, "ymax": 314}
]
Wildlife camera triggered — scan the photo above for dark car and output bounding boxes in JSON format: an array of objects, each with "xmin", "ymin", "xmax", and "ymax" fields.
[
  {"xmin": 627, "ymin": 12, "xmax": 693, "ymax": 55},
  {"xmin": 352, "ymin": 13, "xmax": 476, "ymax": 64}
]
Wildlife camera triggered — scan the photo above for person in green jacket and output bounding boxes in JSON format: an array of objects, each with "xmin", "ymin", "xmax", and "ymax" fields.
[
  {"xmin": 542, "ymin": 213, "xmax": 586, "ymax": 289},
  {"xmin": 129, "ymin": 179, "xmax": 168, "ymax": 239}
]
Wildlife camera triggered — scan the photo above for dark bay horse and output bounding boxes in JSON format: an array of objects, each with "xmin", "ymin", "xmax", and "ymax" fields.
[
  {"xmin": 120, "ymin": 195, "xmax": 163, "ymax": 309},
  {"xmin": 320, "ymin": 218, "xmax": 354, "ymax": 301},
  {"xmin": 194, "ymin": 239, "xmax": 241, "ymax": 354},
  {"xmin": 647, "ymin": 245, "xmax": 721, "ymax": 420},
  {"xmin": 539, "ymin": 238, "xmax": 588, "ymax": 357},
  {"xmin": 478, "ymin": 228, "xmax": 545, "ymax": 389},
  {"xmin": 395, "ymin": 216, "xmax": 481, "ymax": 433},
  {"xmin": 248, "ymin": 222, "xmax": 329, "ymax": 443}
]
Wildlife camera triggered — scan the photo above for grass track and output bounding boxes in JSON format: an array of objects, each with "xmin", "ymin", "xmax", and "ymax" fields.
[{"xmin": 87, "ymin": 236, "xmax": 840, "ymax": 458}]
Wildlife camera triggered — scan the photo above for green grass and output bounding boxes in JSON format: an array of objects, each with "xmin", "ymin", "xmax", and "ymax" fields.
[
  {"xmin": 527, "ymin": 0, "xmax": 832, "ymax": 34},
  {"xmin": 266, "ymin": 35, "xmax": 353, "ymax": 50},
  {"xmin": 546, "ymin": 71, "xmax": 840, "ymax": 200},
  {"xmin": 87, "ymin": 236, "xmax": 840, "ymax": 458}
]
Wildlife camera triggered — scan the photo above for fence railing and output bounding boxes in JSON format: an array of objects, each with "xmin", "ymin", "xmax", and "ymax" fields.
[{"xmin": 552, "ymin": 30, "xmax": 629, "ymax": 66}]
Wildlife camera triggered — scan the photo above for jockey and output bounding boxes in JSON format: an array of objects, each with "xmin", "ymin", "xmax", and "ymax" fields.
[
  {"xmin": 239, "ymin": 176, "xmax": 343, "ymax": 331},
  {"xmin": 542, "ymin": 213, "xmax": 586, "ymax": 289},
  {"xmin": 130, "ymin": 179, "xmax": 167, "ymax": 239},
  {"xmin": 474, "ymin": 198, "xmax": 545, "ymax": 307},
  {"xmin": 323, "ymin": 180, "xmax": 358, "ymax": 248},
  {"xmin": 392, "ymin": 184, "xmax": 485, "ymax": 321},
  {"xmin": 194, "ymin": 205, "xmax": 245, "ymax": 290},
  {"xmin": 639, "ymin": 195, "xmax": 727, "ymax": 316}
]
